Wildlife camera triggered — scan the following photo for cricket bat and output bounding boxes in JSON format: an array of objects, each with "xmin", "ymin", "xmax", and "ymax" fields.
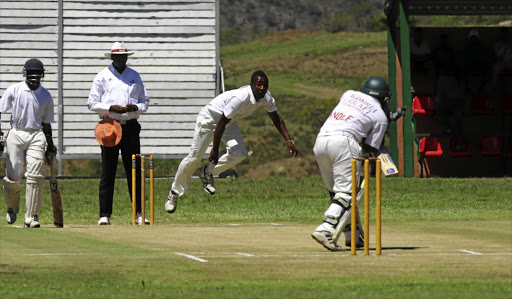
[
  {"xmin": 378, "ymin": 153, "xmax": 399, "ymax": 177},
  {"xmin": 49, "ymin": 155, "xmax": 64, "ymax": 227}
]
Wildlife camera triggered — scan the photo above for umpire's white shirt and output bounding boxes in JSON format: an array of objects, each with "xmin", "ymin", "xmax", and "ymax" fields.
[
  {"xmin": 0, "ymin": 81, "xmax": 54, "ymax": 129},
  {"xmin": 87, "ymin": 65, "xmax": 149, "ymax": 121},
  {"xmin": 207, "ymin": 85, "xmax": 277, "ymax": 121},
  {"xmin": 319, "ymin": 90, "xmax": 388, "ymax": 149}
]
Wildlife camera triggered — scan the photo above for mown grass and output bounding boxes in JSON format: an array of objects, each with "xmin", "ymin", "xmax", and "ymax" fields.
[
  {"xmin": 1, "ymin": 176, "xmax": 511, "ymax": 299},
  {"xmin": 22, "ymin": 176, "xmax": 512, "ymax": 225}
]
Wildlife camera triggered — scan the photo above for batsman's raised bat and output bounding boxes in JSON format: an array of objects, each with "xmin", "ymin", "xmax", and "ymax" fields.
[
  {"xmin": 49, "ymin": 155, "xmax": 64, "ymax": 227},
  {"xmin": 377, "ymin": 153, "xmax": 399, "ymax": 177}
]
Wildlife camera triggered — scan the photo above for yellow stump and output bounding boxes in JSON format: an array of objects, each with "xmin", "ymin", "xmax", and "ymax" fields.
[
  {"xmin": 351, "ymin": 159, "xmax": 357, "ymax": 255},
  {"xmin": 351, "ymin": 157, "xmax": 382, "ymax": 256},
  {"xmin": 131, "ymin": 155, "xmax": 137, "ymax": 225},
  {"xmin": 376, "ymin": 159, "xmax": 382, "ymax": 255},
  {"xmin": 363, "ymin": 159, "xmax": 370, "ymax": 256},
  {"xmin": 150, "ymin": 155, "xmax": 154, "ymax": 225},
  {"xmin": 140, "ymin": 155, "xmax": 145, "ymax": 225}
]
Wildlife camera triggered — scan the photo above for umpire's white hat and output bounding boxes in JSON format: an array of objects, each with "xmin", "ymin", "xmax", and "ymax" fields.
[{"xmin": 105, "ymin": 42, "xmax": 134, "ymax": 57}]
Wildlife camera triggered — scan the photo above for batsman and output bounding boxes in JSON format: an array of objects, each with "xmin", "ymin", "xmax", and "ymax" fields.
[
  {"xmin": 311, "ymin": 77, "xmax": 391, "ymax": 251},
  {"xmin": 0, "ymin": 59, "xmax": 57, "ymax": 228}
]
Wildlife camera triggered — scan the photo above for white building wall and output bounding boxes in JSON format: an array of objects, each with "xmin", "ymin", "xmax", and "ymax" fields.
[{"xmin": 1, "ymin": 0, "xmax": 220, "ymax": 163}]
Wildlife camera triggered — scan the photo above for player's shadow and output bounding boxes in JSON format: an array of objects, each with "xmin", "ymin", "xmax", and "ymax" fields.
[
  {"xmin": 367, "ymin": 246, "xmax": 422, "ymax": 251},
  {"xmin": 352, "ymin": 247, "xmax": 422, "ymax": 251}
]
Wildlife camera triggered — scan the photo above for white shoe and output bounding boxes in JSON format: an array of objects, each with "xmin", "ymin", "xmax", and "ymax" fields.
[
  {"xmin": 312, "ymin": 231, "xmax": 342, "ymax": 251},
  {"xmin": 198, "ymin": 166, "xmax": 215, "ymax": 195},
  {"xmin": 165, "ymin": 191, "xmax": 178, "ymax": 213},
  {"xmin": 6, "ymin": 208, "xmax": 17, "ymax": 224},
  {"xmin": 98, "ymin": 216, "xmax": 110, "ymax": 225},
  {"xmin": 136, "ymin": 213, "xmax": 150, "ymax": 225},
  {"xmin": 24, "ymin": 215, "xmax": 40, "ymax": 228}
]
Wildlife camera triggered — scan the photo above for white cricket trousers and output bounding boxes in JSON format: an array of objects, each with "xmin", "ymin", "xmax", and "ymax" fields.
[
  {"xmin": 313, "ymin": 132, "xmax": 362, "ymax": 201},
  {"xmin": 4, "ymin": 127, "xmax": 46, "ymax": 181},
  {"xmin": 3, "ymin": 127, "xmax": 47, "ymax": 221},
  {"xmin": 171, "ymin": 107, "xmax": 247, "ymax": 196}
]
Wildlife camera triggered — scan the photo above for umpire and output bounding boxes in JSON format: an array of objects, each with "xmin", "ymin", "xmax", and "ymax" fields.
[{"xmin": 87, "ymin": 42, "xmax": 150, "ymax": 225}]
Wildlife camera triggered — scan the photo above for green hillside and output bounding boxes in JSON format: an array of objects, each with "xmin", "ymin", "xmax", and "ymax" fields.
[{"xmin": 220, "ymin": 29, "xmax": 388, "ymax": 177}]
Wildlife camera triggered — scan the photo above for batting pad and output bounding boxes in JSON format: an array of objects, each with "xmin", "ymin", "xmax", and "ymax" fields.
[{"xmin": 3, "ymin": 177, "xmax": 22, "ymax": 214}]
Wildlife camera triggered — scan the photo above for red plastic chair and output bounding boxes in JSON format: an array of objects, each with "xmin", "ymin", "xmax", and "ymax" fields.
[
  {"xmin": 502, "ymin": 96, "xmax": 512, "ymax": 115},
  {"xmin": 419, "ymin": 137, "xmax": 443, "ymax": 158},
  {"xmin": 448, "ymin": 137, "xmax": 472, "ymax": 158},
  {"xmin": 412, "ymin": 96, "xmax": 436, "ymax": 116},
  {"xmin": 471, "ymin": 96, "xmax": 494, "ymax": 115},
  {"xmin": 480, "ymin": 137, "xmax": 502, "ymax": 156}
]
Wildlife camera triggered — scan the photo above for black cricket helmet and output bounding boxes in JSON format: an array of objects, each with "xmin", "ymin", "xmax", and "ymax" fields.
[
  {"xmin": 23, "ymin": 58, "xmax": 45, "ymax": 76},
  {"xmin": 23, "ymin": 59, "xmax": 45, "ymax": 86},
  {"xmin": 361, "ymin": 76, "xmax": 390, "ymax": 99}
]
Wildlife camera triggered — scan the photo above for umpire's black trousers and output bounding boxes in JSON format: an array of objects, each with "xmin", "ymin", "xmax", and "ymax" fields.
[{"xmin": 99, "ymin": 119, "xmax": 142, "ymax": 218}]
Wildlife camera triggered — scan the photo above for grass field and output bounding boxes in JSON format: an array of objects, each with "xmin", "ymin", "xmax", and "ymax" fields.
[{"xmin": 1, "ymin": 176, "xmax": 511, "ymax": 298}]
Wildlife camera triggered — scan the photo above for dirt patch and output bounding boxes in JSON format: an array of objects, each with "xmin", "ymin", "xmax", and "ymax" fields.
[{"xmin": 0, "ymin": 263, "xmax": 32, "ymax": 274}]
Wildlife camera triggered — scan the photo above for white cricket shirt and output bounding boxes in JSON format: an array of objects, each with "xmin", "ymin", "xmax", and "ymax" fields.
[
  {"xmin": 87, "ymin": 65, "xmax": 149, "ymax": 121},
  {"xmin": 0, "ymin": 81, "xmax": 55, "ymax": 129},
  {"xmin": 318, "ymin": 90, "xmax": 388, "ymax": 149},
  {"xmin": 207, "ymin": 85, "xmax": 277, "ymax": 121}
]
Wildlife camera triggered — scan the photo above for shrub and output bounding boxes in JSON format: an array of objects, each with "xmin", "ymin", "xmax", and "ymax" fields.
[
  {"xmin": 321, "ymin": 12, "xmax": 353, "ymax": 33},
  {"xmin": 366, "ymin": 15, "xmax": 387, "ymax": 32}
]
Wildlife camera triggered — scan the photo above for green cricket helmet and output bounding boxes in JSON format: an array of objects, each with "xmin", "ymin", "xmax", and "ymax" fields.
[{"xmin": 361, "ymin": 76, "xmax": 390, "ymax": 99}]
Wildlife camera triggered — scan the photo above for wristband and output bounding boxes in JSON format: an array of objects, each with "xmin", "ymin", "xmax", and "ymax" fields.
[{"xmin": 286, "ymin": 140, "xmax": 295, "ymax": 146}]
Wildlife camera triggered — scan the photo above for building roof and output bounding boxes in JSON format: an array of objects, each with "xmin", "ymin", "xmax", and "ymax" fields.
[{"xmin": 386, "ymin": 0, "xmax": 512, "ymax": 16}]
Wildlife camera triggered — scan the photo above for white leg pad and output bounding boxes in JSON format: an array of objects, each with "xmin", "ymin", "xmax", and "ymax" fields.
[
  {"xmin": 333, "ymin": 188, "xmax": 364, "ymax": 244},
  {"xmin": 3, "ymin": 177, "xmax": 22, "ymax": 214},
  {"xmin": 331, "ymin": 206, "xmax": 353, "ymax": 243},
  {"xmin": 316, "ymin": 193, "xmax": 350, "ymax": 235},
  {"xmin": 25, "ymin": 182, "xmax": 44, "ymax": 222}
]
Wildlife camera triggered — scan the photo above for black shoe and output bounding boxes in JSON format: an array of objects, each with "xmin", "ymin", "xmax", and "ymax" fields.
[{"xmin": 198, "ymin": 166, "xmax": 215, "ymax": 195}]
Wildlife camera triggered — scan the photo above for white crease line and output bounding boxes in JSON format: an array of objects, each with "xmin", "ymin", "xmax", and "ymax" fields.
[
  {"xmin": 236, "ymin": 252, "xmax": 255, "ymax": 257},
  {"xmin": 196, "ymin": 252, "xmax": 512, "ymax": 258},
  {"xmin": 459, "ymin": 250, "xmax": 483, "ymax": 255},
  {"xmin": 224, "ymin": 223, "xmax": 285, "ymax": 226},
  {"xmin": 24, "ymin": 253, "xmax": 90, "ymax": 256},
  {"xmin": 175, "ymin": 253, "xmax": 208, "ymax": 263}
]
